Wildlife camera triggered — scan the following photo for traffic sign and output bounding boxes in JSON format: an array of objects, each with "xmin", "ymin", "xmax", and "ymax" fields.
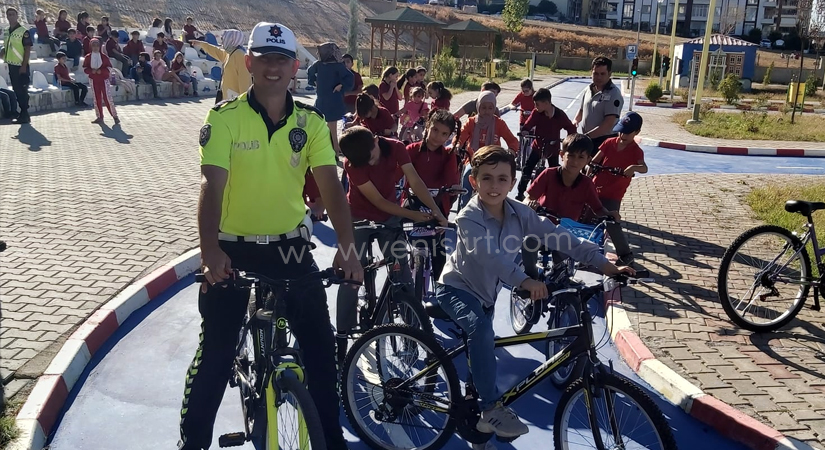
[{"xmin": 626, "ymin": 44, "xmax": 637, "ymax": 60}]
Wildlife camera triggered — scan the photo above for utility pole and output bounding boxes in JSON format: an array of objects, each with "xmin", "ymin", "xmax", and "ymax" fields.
[
  {"xmin": 666, "ymin": 0, "xmax": 680, "ymax": 98},
  {"xmin": 652, "ymin": 0, "xmax": 663, "ymax": 77},
  {"xmin": 688, "ymin": 0, "xmax": 719, "ymax": 123}
]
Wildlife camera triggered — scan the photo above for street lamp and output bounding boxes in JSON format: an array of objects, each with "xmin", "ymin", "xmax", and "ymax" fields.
[
  {"xmin": 688, "ymin": 0, "xmax": 719, "ymax": 123},
  {"xmin": 666, "ymin": 0, "xmax": 680, "ymax": 98},
  {"xmin": 652, "ymin": 0, "xmax": 666, "ymax": 80}
]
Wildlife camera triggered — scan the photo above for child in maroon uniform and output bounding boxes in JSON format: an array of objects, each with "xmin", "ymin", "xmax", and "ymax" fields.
[
  {"xmin": 508, "ymin": 79, "xmax": 536, "ymax": 127},
  {"xmin": 342, "ymin": 53, "xmax": 363, "ymax": 114},
  {"xmin": 54, "ymin": 9, "xmax": 71, "ymax": 41},
  {"xmin": 516, "ymin": 88, "xmax": 576, "ymax": 200},
  {"xmin": 378, "ymin": 66, "xmax": 401, "ymax": 117},
  {"xmin": 83, "ymin": 39, "xmax": 119, "ymax": 124},
  {"xmin": 354, "ymin": 93, "xmax": 396, "ymax": 137},
  {"xmin": 54, "ymin": 52, "xmax": 88, "ymax": 106},
  {"xmin": 123, "ymin": 30, "xmax": 146, "ymax": 66},
  {"xmin": 590, "ymin": 111, "xmax": 648, "ymax": 265},
  {"xmin": 427, "ymin": 81, "xmax": 452, "ymax": 111}
]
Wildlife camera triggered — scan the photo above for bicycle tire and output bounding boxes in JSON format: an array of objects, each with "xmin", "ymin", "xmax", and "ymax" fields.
[
  {"xmin": 554, "ymin": 372, "xmax": 678, "ymax": 450},
  {"xmin": 414, "ymin": 251, "xmax": 426, "ymax": 306},
  {"xmin": 378, "ymin": 291, "xmax": 435, "ymax": 336},
  {"xmin": 547, "ymin": 295, "xmax": 585, "ymax": 388},
  {"xmin": 341, "ymin": 324, "xmax": 460, "ymax": 450},
  {"xmin": 509, "ymin": 288, "xmax": 536, "ymax": 334},
  {"xmin": 259, "ymin": 374, "xmax": 327, "ymax": 450},
  {"xmin": 717, "ymin": 224, "xmax": 811, "ymax": 332}
]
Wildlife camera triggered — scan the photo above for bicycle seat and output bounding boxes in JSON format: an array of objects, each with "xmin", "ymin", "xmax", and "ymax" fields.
[
  {"xmin": 785, "ymin": 200, "xmax": 825, "ymax": 216},
  {"xmin": 423, "ymin": 300, "xmax": 453, "ymax": 321}
]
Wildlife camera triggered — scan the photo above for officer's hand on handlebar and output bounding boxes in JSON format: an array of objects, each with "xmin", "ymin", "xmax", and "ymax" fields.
[
  {"xmin": 333, "ymin": 249, "xmax": 364, "ymax": 286},
  {"xmin": 200, "ymin": 245, "xmax": 233, "ymax": 293},
  {"xmin": 519, "ymin": 278, "xmax": 548, "ymax": 302}
]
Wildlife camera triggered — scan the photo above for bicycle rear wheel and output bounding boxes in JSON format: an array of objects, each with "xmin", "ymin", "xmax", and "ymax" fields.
[
  {"xmin": 260, "ymin": 374, "xmax": 327, "ymax": 450},
  {"xmin": 718, "ymin": 225, "xmax": 811, "ymax": 332},
  {"xmin": 554, "ymin": 371, "xmax": 677, "ymax": 450},
  {"xmin": 342, "ymin": 324, "xmax": 459, "ymax": 450}
]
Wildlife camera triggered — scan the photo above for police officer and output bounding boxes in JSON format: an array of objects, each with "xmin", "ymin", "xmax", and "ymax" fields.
[
  {"xmin": 3, "ymin": 8, "xmax": 32, "ymax": 124},
  {"xmin": 573, "ymin": 56, "xmax": 623, "ymax": 149},
  {"xmin": 177, "ymin": 22, "xmax": 363, "ymax": 450}
]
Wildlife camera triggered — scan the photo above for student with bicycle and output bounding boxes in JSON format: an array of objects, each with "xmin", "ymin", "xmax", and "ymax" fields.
[
  {"xmin": 404, "ymin": 108, "xmax": 463, "ymax": 280},
  {"xmin": 337, "ymin": 126, "xmax": 448, "ymax": 355},
  {"xmin": 589, "ymin": 111, "xmax": 648, "ymax": 266},
  {"xmin": 179, "ymin": 22, "xmax": 362, "ymax": 450},
  {"xmin": 437, "ymin": 145, "xmax": 633, "ymax": 442},
  {"xmin": 515, "ymin": 88, "xmax": 577, "ymax": 201}
]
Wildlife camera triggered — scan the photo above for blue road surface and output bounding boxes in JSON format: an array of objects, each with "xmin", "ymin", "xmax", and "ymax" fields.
[
  {"xmin": 48, "ymin": 228, "xmax": 747, "ymax": 450},
  {"xmin": 499, "ymin": 79, "xmax": 825, "ymax": 175}
]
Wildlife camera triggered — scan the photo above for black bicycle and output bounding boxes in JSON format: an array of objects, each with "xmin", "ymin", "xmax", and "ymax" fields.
[
  {"xmin": 195, "ymin": 268, "xmax": 355, "ymax": 450},
  {"xmin": 586, "ymin": 162, "xmax": 626, "ymax": 179},
  {"xmin": 340, "ymin": 272, "xmax": 676, "ymax": 450},
  {"xmin": 518, "ymin": 132, "xmax": 559, "ymax": 181}
]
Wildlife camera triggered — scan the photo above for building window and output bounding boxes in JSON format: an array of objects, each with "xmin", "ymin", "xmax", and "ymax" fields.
[
  {"xmin": 693, "ymin": 4, "xmax": 708, "ymax": 17},
  {"xmin": 623, "ymin": 3, "xmax": 635, "ymax": 17},
  {"xmin": 727, "ymin": 53, "xmax": 744, "ymax": 78},
  {"xmin": 642, "ymin": 4, "xmax": 651, "ymax": 13},
  {"xmin": 745, "ymin": 6, "xmax": 757, "ymax": 21},
  {"xmin": 747, "ymin": 0, "xmax": 758, "ymax": 4}
]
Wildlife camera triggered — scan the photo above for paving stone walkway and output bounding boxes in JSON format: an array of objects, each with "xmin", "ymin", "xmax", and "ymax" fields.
[{"xmin": 621, "ymin": 173, "xmax": 825, "ymax": 449}]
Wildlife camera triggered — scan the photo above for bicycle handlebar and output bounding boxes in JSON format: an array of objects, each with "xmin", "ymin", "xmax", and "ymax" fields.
[
  {"xmin": 514, "ymin": 270, "xmax": 652, "ymax": 299},
  {"xmin": 195, "ymin": 268, "xmax": 361, "ymax": 288},
  {"xmin": 587, "ymin": 163, "xmax": 626, "ymax": 177},
  {"xmin": 402, "ymin": 218, "xmax": 457, "ymax": 232}
]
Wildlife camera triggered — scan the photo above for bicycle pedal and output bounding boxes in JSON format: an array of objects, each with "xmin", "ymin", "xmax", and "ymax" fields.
[{"xmin": 218, "ymin": 432, "xmax": 246, "ymax": 447}]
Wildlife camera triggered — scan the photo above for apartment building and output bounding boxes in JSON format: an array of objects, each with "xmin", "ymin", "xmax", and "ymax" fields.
[{"xmin": 571, "ymin": 0, "xmax": 806, "ymax": 37}]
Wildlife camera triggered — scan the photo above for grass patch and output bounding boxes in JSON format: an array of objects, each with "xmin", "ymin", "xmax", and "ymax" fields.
[
  {"xmin": 673, "ymin": 110, "xmax": 825, "ymax": 142},
  {"xmin": 0, "ymin": 399, "xmax": 21, "ymax": 449},
  {"xmin": 745, "ymin": 181, "xmax": 825, "ymax": 275}
]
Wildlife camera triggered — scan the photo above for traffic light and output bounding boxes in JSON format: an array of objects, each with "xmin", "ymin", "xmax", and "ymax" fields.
[
  {"xmin": 631, "ymin": 58, "xmax": 639, "ymax": 77},
  {"xmin": 662, "ymin": 56, "xmax": 671, "ymax": 74}
]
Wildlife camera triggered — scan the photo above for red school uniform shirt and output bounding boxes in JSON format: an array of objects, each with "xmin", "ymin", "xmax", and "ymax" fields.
[
  {"xmin": 432, "ymin": 97, "xmax": 450, "ymax": 111},
  {"xmin": 379, "ymin": 80, "xmax": 400, "ymax": 114},
  {"xmin": 123, "ymin": 39, "xmax": 146, "ymax": 58},
  {"xmin": 526, "ymin": 167, "xmax": 604, "ymax": 222},
  {"xmin": 345, "ymin": 138, "xmax": 410, "ymax": 222},
  {"xmin": 592, "ymin": 137, "xmax": 645, "ymax": 201},
  {"xmin": 53, "ymin": 63, "xmax": 71, "ymax": 82},
  {"xmin": 82, "ymin": 35, "xmax": 92, "ymax": 55},
  {"xmin": 512, "ymin": 92, "xmax": 536, "ymax": 125},
  {"xmin": 55, "ymin": 19, "xmax": 71, "ymax": 34},
  {"xmin": 359, "ymin": 106, "xmax": 396, "ymax": 137},
  {"xmin": 105, "ymin": 38, "xmax": 121, "ymax": 55},
  {"xmin": 521, "ymin": 106, "xmax": 577, "ymax": 154},
  {"xmin": 153, "ymin": 40, "xmax": 169, "ymax": 55},
  {"xmin": 34, "ymin": 18, "xmax": 49, "ymax": 39},
  {"xmin": 183, "ymin": 24, "xmax": 198, "ymax": 40},
  {"xmin": 406, "ymin": 142, "xmax": 459, "ymax": 215},
  {"xmin": 344, "ymin": 70, "xmax": 364, "ymax": 107}
]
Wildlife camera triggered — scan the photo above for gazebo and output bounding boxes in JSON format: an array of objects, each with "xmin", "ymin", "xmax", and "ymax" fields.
[
  {"xmin": 365, "ymin": 7, "xmax": 445, "ymax": 77},
  {"xmin": 439, "ymin": 19, "xmax": 499, "ymax": 76}
]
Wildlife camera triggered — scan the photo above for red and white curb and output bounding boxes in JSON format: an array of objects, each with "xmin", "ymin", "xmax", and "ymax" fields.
[
  {"xmin": 11, "ymin": 249, "xmax": 201, "ymax": 450},
  {"xmin": 603, "ymin": 287, "xmax": 817, "ymax": 450},
  {"xmin": 635, "ymin": 136, "xmax": 825, "ymax": 157}
]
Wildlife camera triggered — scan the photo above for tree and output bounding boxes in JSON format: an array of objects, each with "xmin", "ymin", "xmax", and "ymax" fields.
[
  {"xmin": 790, "ymin": 0, "xmax": 825, "ymax": 122},
  {"xmin": 746, "ymin": 27, "xmax": 763, "ymax": 44},
  {"xmin": 347, "ymin": 0, "xmax": 359, "ymax": 58},
  {"xmin": 502, "ymin": 0, "xmax": 530, "ymax": 36},
  {"xmin": 718, "ymin": 5, "xmax": 741, "ymax": 35},
  {"xmin": 537, "ymin": 0, "xmax": 558, "ymax": 15}
]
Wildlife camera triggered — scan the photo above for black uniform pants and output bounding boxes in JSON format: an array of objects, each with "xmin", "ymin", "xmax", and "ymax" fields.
[
  {"xmin": 178, "ymin": 238, "xmax": 346, "ymax": 450},
  {"xmin": 8, "ymin": 65, "xmax": 29, "ymax": 119}
]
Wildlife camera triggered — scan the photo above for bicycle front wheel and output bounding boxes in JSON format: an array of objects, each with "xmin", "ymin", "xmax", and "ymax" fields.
[
  {"xmin": 261, "ymin": 374, "xmax": 327, "ymax": 450},
  {"xmin": 718, "ymin": 225, "xmax": 811, "ymax": 332},
  {"xmin": 342, "ymin": 324, "xmax": 459, "ymax": 450},
  {"xmin": 547, "ymin": 294, "xmax": 585, "ymax": 388},
  {"xmin": 554, "ymin": 372, "xmax": 677, "ymax": 450}
]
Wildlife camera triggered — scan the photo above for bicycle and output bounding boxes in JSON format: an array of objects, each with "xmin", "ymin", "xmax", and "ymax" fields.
[
  {"xmin": 402, "ymin": 186, "xmax": 466, "ymax": 304},
  {"xmin": 586, "ymin": 162, "xmax": 626, "ymax": 179},
  {"xmin": 718, "ymin": 200, "xmax": 824, "ymax": 332},
  {"xmin": 194, "ymin": 268, "xmax": 356, "ymax": 450},
  {"xmin": 337, "ymin": 220, "xmax": 436, "ymax": 364},
  {"xmin": 518, "ymin": 132, "xmax": 559, "ymax": 183},
  {"xmin": 340, "ymin": 271, "xmax": 676, "ymax": 450}
]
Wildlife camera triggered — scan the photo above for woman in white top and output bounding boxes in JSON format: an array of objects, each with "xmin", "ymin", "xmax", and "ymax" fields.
[{"xmin": 146, "ymin": 17, "xmax": 163, "ymax": 41}]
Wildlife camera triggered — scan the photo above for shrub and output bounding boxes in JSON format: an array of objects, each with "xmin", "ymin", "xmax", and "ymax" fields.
[
  {"xmin": 676, "ymin": 88, "xmax": 689, "ymax": 102},
  {"xmin": 746, "ymin": 28, "xmax": 763, "ymax": 44},
  {"xmin": 493, "ymin": 34, "xmax": 504, "ymax": 58},
  {"xmin": 708, "ymin": 68, "xmax": 723, "ymax": 90},
  {"xmin": 450, "ymin": 36, "xmax": 460, "ymax": 58},
  {"xmin": 645, "ymin": 82, "xmax": 664, "ymax": 103},
  {"xmin": 434, "ymin": 47, "xmax": 457, "ymax": 84},
  {"xmin": 763, "ymin": 62, "xmax": 774, "ymax": 85},
  {"xmin": 754, "ymin": 93, "xmax": 770, "ymax": 109},
  {"xmin": 805, "ymin": 72, "xmax": 818, "ymax": 97},
  {"xmin": 718, "ymin": 74, "xmax": 742, "ymax": 105}
]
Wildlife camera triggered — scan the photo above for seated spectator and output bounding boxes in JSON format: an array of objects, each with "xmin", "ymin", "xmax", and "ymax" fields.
[
  {"xmin": 170, "ymin": 52, "xmax": 198, "ymax": 97},
  {"xmin": 354, "ymin": 93, "xmax": 396, "ymax": 137},
  {"xmin": 107, "ymin": 30, "xmax": 131, "ymax": 72},
  {"xmin": 76, "ymin": 11, "xmax": 90, "ymax": 37},
  {"xmin": 163, "ymin": 18, "xmax": 184, "ymax": 51},
  {"xmin": 123, "ymin": 30, "xmax": 145, "ymax": 66},
  {"xmin": 131, "ymin": 52, "xmax": 159, "ymax": 99},
  {"xmin": 34, "ymin": 9, "xmax": 60, "ymax": 54},
  {"xmin": 99, "ymin": 16, "xmax": 113, "ymax": 37},
  {"xmin": 64, "ymin": 28, "xmax": 83, "ymax": 68},
  {"xmin": 152, "ymin": 50, "xmax": 183, "ymax": 96},
  {"xmin": 146, "ymin": 17, "xmax": 163, "ymax": 41},
  {"xmin": 182, "ymin": 17, "xmax": 204, "ymax": 43},
  {"xmin": 54, "ymin": 52, "xmax": 89, "ymax": 107},
  {"xmin": 83, "ymin": 26, "xmax": 96, "ymax": 55},
  {"xmin": 0, "ymin": 87, "xmax": 19, "ymax": 120},
  {"xmin": 153, "ymin": 33, "xmax": 169, "ymax": 63},
  {"xmin": 96, "ymin": 24, "xmax": 110, "ymax": 54},
  {"xmin": 54, "ymin": 9, "xmax": 71, "ymax": 41}
]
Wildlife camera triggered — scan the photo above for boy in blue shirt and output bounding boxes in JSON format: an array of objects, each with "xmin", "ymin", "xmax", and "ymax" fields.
[
  {"xmin": 131, "ymin": 52, "xmax": 159, "ymax": 99},
  {"xmin": 64, "ymin": 28, "xmax": 83, "ymax": 69},
  {"xmin": 437, "ymin": 145, "xmax": 633, "ymax": 440}
]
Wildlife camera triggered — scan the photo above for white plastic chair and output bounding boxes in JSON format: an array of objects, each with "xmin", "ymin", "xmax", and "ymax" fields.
[
  {"xmin": 31, "ymin": 71, "xmax": 51, "ymax": 90},
  {"xmin": 184, "ymin": 47, "xmax": 199, "ymax": 61}
]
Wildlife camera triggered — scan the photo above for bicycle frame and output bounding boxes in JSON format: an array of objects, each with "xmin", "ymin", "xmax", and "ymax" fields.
[
  {"xmin": 398, "ymin": 299, "xmax": 601, "ymax": 412},
  {"xmin": 762, "ymin": 222, "xmax": 824, "ymax": 287}
]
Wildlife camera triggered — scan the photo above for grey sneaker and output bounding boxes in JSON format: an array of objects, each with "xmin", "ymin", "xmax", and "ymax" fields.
[{"xmin": 476, "ymin": 403, "xmax": 529, "ymax": 438}]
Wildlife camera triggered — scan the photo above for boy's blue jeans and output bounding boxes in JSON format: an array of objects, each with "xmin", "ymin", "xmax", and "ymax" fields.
[{"xmin": 435, "ymin": 283, "xmax": 498, "ymax": 410}]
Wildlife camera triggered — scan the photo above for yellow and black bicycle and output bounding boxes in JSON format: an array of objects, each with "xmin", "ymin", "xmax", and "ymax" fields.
[{"xmin": 195, "ymin": 268, "xmax": 355, "ymax": 450}]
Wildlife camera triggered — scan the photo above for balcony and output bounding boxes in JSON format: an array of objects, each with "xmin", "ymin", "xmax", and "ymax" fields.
[
  {"xmin": 762, "ymin": 16, "xmax": 775, "ymax": 23},
  {"xmin": 779, "ymin": 16, "xmax": 798, "ymax": 27}
]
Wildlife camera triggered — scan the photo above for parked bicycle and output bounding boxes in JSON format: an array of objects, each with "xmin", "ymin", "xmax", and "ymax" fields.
[
  {"xmin": 518, "ymin": 132, "xmax": 559, "ymax": 182},
  {"xmin": 718, "ymin": 200, "xmax": 824, "ymax": 332},
  {"xmin": 340, "ymin": 271, "xmax": 675, "ymax": 450},
  {"xmin": 193, "ymin": 268, "xmax": 357, "ymax": 450}
]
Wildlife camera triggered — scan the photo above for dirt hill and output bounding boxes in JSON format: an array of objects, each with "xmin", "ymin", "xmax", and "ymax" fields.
[{"xmin": 1, "ymin": 0, "xmax": 394, "ymax": 47}]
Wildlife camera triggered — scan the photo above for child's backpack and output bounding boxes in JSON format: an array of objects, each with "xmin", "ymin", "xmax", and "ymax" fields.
[{"xmin": 110, "ymin": 68, "xmax": 136, "ymax": 96}]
